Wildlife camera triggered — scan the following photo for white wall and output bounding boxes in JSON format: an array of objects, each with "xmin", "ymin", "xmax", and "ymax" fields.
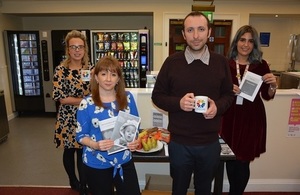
[
  {"xmin": 250, "ymin": 16, "xmax": 300, "ymax": 72},
  {"xmin": 131, "ymin": 89, "xmax": 300, "ymax": 192},
  {"xmin": 1, "ymin": 1, "xmax": 300, "ymax": 118},
  {"xmin": 247, "ymin": 91, "xmax": 300, "ymax": 192},
  {"xmin": 0, "ymin": 14, "xmax": 22, "ymax": 119}
]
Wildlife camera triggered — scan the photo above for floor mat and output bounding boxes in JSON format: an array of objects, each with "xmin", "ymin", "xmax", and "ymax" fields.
[{"xmin": 0, "ymin": 186, "xmax": 78, "ymax": 195}]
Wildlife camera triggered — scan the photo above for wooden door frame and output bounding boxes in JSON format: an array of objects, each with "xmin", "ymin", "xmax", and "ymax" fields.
[{"xmin": 163, "ymin": 13, "xmax": 240, "ymax": 60}]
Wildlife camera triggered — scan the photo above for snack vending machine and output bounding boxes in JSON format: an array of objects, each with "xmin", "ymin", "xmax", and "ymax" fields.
[{"xmin": 90, "ymin": 29, "xmax": 150, "ymax": 88}]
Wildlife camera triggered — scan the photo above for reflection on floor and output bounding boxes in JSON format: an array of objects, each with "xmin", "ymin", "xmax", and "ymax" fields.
[{"xmin": 0, "ymin": 114, "xmax": 69, "ymax": 187}]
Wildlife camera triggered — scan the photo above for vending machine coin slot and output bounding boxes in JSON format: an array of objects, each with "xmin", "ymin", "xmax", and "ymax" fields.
[{"xmin": 139, "ymin": 32, "xmax": 149, "ymax": 88}]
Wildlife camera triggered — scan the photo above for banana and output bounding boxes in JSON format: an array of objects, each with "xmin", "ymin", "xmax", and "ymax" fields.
[
  {"xmin": 139, "ymin": 128, "xmax": 160, "ymax": 151},
  {"xmin": 151, "ymin": 137, "xmax": 157, "ymax": 148},
  {"xmin": 138, "ymin": 130, "xmax": 148, "ymax": 139},
  {"xmin": 147, "ymin": 137, "xmax": 153, "ymax": 150},
  {"xmin": 142, "ymin": 139, "xmax": 150, "ymax": 151}
]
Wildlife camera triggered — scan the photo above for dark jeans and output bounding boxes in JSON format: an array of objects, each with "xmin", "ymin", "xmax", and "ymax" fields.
[
  {"xmin": 169, "ymin": 140, "xmax": 221, "ymax": 195},
  {"xmin": 83, "ymin": 159, "xmax": 140, "ymax": 195}
]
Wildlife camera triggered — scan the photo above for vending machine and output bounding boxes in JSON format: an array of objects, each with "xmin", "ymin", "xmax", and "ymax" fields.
[
  {"xmin": 90, "ymin": 29, "xmax": 150, "ymax": 88},
  {"xmin": 3, "ymin": 30, "xmax": 58, "ymax": 114},
  {"xmin": 3, "ymin": 30, "xmax": 45, "ymax": 113}
]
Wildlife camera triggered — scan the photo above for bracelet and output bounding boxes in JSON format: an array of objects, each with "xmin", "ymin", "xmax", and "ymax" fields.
[{"xmin": 270, "ymin": 85, "xmax": 277, "ymax": 91}]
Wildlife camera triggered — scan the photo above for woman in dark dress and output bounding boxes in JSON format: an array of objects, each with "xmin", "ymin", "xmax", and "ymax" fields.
[{"xmin": 220, "ymin": 25, "xmax": 277, "ymax": 195}]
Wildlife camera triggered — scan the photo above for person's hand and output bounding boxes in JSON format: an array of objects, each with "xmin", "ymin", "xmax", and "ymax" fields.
[
  {"xmin": 97, "ymin": 139, "xmax": 114, "ymax": 151},
  {"xmin": 180, "ymin": 93, "xmax": 195, "ymax": 112},
  {"xmin": 233, "ymin": 84, "xmax": 241, "ymax": 95},
  {"xmin": 203, "ymin": 98, "xmax": 217, "ymax": 119},
  {"xmin": 127, "ymin": 139, "xmax": 140, "ymax": 152},
  {"xmin": 262, "ymin": 73, "xmax": 277, "ymax": 88}
]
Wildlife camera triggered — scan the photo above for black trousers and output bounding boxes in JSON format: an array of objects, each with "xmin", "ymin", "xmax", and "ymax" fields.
[
  {"xmin": 63, "ymin": 148, "xmax": 85, "ymax": 185},
  {"xmin": 83, "ymin": 159, "xmax": 140, "ymax": 195}
]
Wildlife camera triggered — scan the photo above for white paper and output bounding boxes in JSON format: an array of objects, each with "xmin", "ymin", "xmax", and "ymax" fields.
[
  {"xmin": 163, "ymin": 142, "xmax": 169, "ymax": 156},
  {"xmin": 99, "ymin": 117, "xmax": 117, "ymax": 139},
  {"xmin": 152, "ymin": 109, "xmax": 168, "ymax": 129},
  {"xmin": 220, "ymin": 144, "xmax": 235, "ymax": 156},
  {"xmin": 238, "ymin": 71, "xmax": 263, "ymax": 102},
  {"xmin": 236, "ymin": 95, "xmax": 244, "ymax": 105},
  {"xmin": 108, "ymin": 111, "xmax": 141, "ymax": 155},
  {"xmin": 99, "ymin": 111, "xmax": 141, "ymax": 155}
]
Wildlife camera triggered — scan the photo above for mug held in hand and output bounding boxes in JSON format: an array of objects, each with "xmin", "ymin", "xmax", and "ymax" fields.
[
  {"xmin": 194, "ymin": 96, "xmax": 208, "ymax": 113},
  {"xmin": 81, "ymin": 69, "xmax": 91, "ymax": 82}
]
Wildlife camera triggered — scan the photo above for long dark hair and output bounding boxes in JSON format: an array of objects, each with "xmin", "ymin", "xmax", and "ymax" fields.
[
  {"xmin": 91, "ymin": 56, "xmax": 127, "ymax": 110},
  {"xmin": 227, "ymin": 25, "xmax": 263, "ymax": 64}
]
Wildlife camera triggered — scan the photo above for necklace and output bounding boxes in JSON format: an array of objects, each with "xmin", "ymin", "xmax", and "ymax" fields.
[{"xmin": 236, "ymin": 59, "xmax": 249, "ymax": 85}]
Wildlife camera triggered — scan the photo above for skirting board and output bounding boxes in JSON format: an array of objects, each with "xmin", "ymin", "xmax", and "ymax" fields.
[
  {"xmin": 7, "ymin": 112, "xmax": 18, "ymax": 121},
  {"xmin": 244, "ymin": 179, "xmax": 300, "ymax": 192},
  {"xmin": 138, "ymin": 179, "xmax": 300, "ymax": 192}
]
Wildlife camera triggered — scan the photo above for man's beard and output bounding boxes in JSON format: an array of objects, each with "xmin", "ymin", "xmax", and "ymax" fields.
[{"xmin": 187, "ymin": 42, "xmax": 206, "ymax": 52}]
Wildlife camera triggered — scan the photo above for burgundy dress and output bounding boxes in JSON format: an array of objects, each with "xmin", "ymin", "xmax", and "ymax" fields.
[{"xmin": 220, "ymin": 59, "xmax": 275, "ymax": 161}]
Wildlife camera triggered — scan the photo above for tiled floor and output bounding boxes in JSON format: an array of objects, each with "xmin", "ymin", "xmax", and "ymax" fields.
[{"xmin": 0, "ymin": 114, "xmax": 70, "ymax": 187}]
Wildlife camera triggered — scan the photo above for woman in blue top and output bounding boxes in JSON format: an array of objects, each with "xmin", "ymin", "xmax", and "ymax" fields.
[{"xmin": 76, "ymin": 56, "xmax": 141, "ymax": 195}]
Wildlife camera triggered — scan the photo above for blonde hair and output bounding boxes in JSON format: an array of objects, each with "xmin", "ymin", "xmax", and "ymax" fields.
[{"xmin": 61, "ymin": 30, "xmax": 89, "ymax": 69}]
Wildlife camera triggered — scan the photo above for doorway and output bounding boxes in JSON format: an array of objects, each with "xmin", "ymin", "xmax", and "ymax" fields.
[
  {"xmin": 169, "ymin": 19, "xmax": 232, "ymax": 56},
  {"xmin": 208, "ymin": 20, "xmax": 232, "ymax": 56}
]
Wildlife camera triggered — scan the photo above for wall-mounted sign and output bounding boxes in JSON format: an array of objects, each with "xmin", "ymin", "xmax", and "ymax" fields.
[
  {"xmin": 287, "ymin": 98, "xmax": 300, "ymax": 137},
  {"xmin": 203, "ymin": 11, "xmax": 213, "ymax": 22},
  {"xmin": 260, "ymin": 32, "xmax": 271, "ymax": 47}
]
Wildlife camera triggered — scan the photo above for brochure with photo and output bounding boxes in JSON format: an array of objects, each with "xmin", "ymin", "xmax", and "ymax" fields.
[
  {"xmin": 99, "ymin": 111, "xmax": 141, "ymax": 155},
  {"xmin": 239, "ymin": 71, "xmax": 263, "ymax": 102},
  {"xmin": 99, "ymin": 117, "xmax": 117, "ymax": 140}
]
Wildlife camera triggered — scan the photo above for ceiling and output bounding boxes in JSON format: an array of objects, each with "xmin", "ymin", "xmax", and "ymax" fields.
[
  {"xmin": 1, "ymin": 0, "xmax": 299, "ymax": 18},
  {"xmin": 1, "ymin": 0, "xmax": 300, "ymax": 1},
  {"xmin": 250, "ymin": 14, "xmax": 300, "ymax": 19}
]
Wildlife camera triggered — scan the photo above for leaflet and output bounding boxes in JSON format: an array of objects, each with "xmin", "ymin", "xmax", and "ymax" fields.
[
  {"xmin": 99, "ymin": 111, "xmax": 141, "ymax": 155},
  {"xmin": 238, "ymin": 71, "xmax": 263, "ymax": 102}
]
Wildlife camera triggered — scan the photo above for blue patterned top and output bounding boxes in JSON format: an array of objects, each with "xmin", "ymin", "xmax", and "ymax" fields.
[{"xmin": 76, "ymin": 91, "xmax": 139, "ymax": 178}]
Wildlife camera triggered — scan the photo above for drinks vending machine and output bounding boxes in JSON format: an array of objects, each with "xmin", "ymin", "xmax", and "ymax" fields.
[
  {"xmin": 90, "ymin": 29, "xmax": 150, "ymax": 88},
  {"xmin": 3, "ymin": 30, "xmax": 45, "ymax": 113}
]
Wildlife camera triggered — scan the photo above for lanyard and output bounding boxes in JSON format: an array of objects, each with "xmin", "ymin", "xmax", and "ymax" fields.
[{"xmin": 236, "ymin": 60, "xmax": 249, "ymax": 85}]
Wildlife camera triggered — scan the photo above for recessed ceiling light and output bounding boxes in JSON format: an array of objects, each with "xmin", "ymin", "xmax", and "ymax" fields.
[{"xmin": 275, "ymin": 14, "xmax": 279, "ymax": 18}]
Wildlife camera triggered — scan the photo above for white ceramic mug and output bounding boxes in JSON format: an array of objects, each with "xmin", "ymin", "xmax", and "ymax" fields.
[
  {"xmin": 81, "ymin": 69, "xmax": 91, "ymax": 82},
  {"xmin": 194, "ymin": 96, "xmax": 208, "ymax": 113}
]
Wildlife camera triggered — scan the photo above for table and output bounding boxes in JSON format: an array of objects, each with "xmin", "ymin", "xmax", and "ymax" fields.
[{"xmin": 133, "ymin": 138, "xmax": 235, "ymax": 195}]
